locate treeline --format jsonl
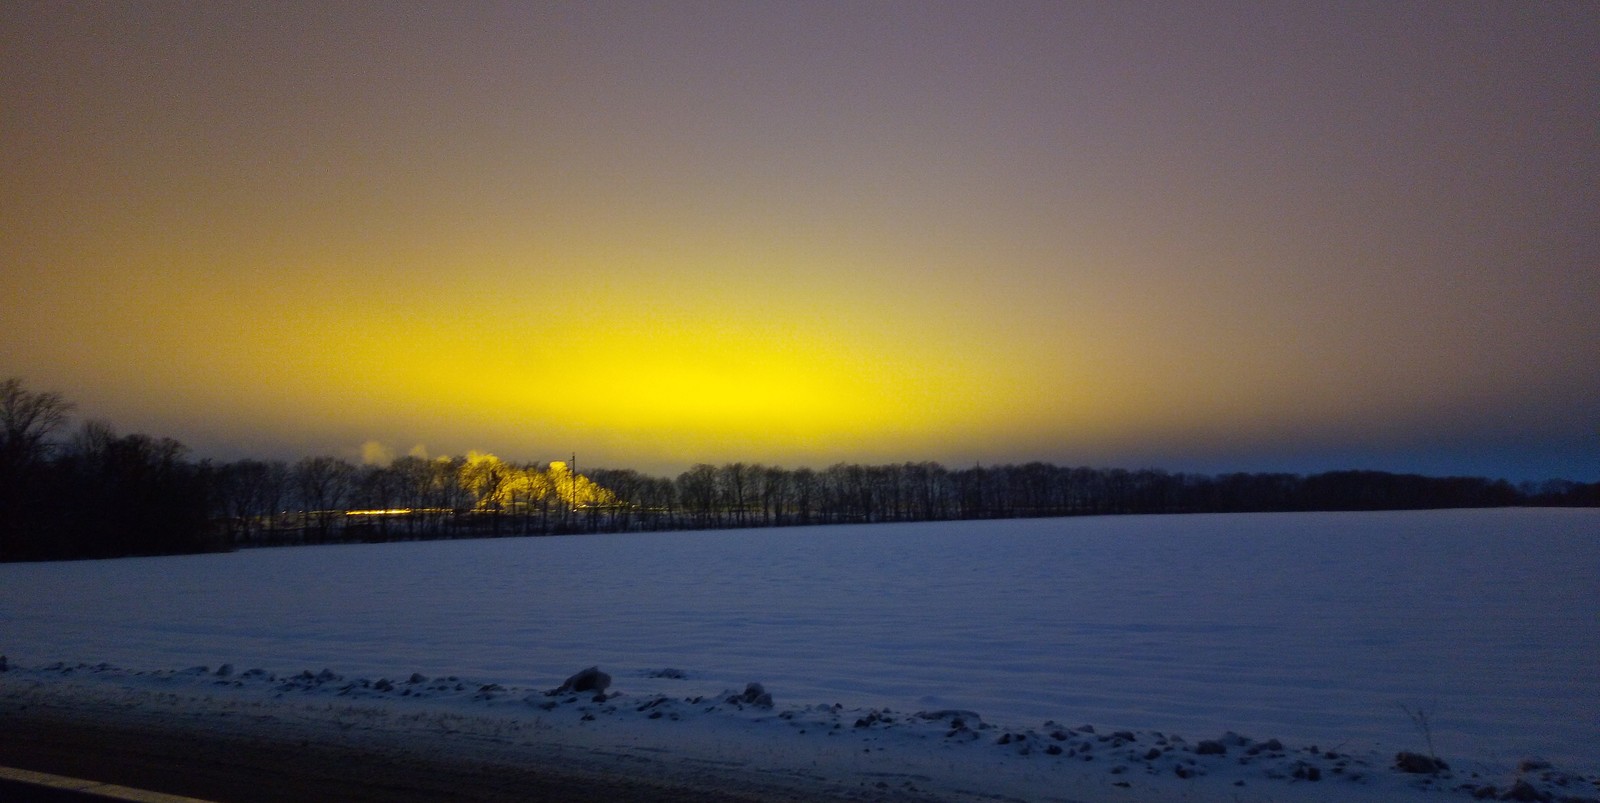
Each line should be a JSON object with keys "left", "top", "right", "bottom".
{"left": 604, "top": 460, "right": 1597, "bottom": 528}
{"left": 165, "top": 456, "right": 1600, "bottom": 549}
{"left": 2, "top": 377, "right": 1595, "bottom": 562}
{"left": 213, "top": 452, "right": 614, "bottom": 547}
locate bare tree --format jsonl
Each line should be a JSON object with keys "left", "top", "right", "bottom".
{"left": 759, "top": 465, "right": 790, "bottom": 526}
{"left": 0, "top": 378, "right": 75, "bottom": 558}
{"left": 718, "top": 462, "right": 753, "bottom": 527}
{"left": 1, "top": 378, "right": 74, "bottom": 473}
{"left": 352, "top": 463, "right": 405, "bottom": 542}
{"left": 216, "top": 457, "right": 291, "bottom": 547}
{"left": 791, "top": 467, "right": 817, "bottom": 525}
{"left": 676, "top": 464, "right": 718, "bottom": 529}
{"left": 216, "top": 460, "right": 267, "bottom": 545}
{"left": 385, "top": 456, "right": 423, "bottom": 536}
{"left": 294, "top": 456, "right": 356, "bottom": 544}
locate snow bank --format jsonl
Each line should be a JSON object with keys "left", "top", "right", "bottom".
{"left": 2, "top": 659, "right": 1594, "bottom": 802}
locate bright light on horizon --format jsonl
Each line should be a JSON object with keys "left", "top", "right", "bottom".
{"left": 2, "top": 3, "right": 1595, "bottom": 482}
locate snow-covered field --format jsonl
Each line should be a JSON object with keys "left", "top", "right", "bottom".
{"left": 2, "top": 508, "right": 1596, "bottom": 801}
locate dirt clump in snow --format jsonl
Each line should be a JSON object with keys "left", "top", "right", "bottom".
{"left": 1396, "top": 751, "right": 1450, "bottom": 774}
{"left": 549, "top": 666, "right": 612, "bottom": 698}
{"left": 729, "top": 682, "right": 772, "bottom": 708}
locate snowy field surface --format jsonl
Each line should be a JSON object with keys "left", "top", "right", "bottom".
{"left": 2, "top": 508, "right": 1597, "bottom": 801}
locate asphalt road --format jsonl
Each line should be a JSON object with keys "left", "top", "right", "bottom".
{"left": 0, "top": 705, "right": 793, "bottom": 803}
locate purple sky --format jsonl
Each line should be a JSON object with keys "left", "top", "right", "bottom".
{"left": 2, "top": 2, "right": 1597, "bottom": 480}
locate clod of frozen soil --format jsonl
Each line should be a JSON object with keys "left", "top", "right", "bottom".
{"left": 1396, "top": 751, "right": 1450, "bottom": 774}
{"left": 729, "top": 682, "right": 772, "bottom": 708}
{"left": 915, "top": 709, "right": 981, "bottom": 730}
{"left": 1246, "top": 738, "right": 1285, "bottom": 755}
{"left": 1218, "top": 730, "right": 1252, "bottom": 746}
{"left": 550, "top": 666, "right": 611, "bottom": 696}
{"left": 1498, "top": 779, "right": 1549, "bottom": 801}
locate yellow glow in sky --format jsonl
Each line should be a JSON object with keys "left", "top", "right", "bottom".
{"left": 2, "top": 3, "right": 1595, "bottom": 480}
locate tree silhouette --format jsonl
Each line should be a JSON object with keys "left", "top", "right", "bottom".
{"left": 0, "top": 378, "right": 74, "bottom": 559}
{"left": 294, "top": 455, "right": 356, "bottom": 544}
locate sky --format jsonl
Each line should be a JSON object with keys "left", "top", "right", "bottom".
{"left": 2, "top": 2, "right": 1597, "bottom": 482}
